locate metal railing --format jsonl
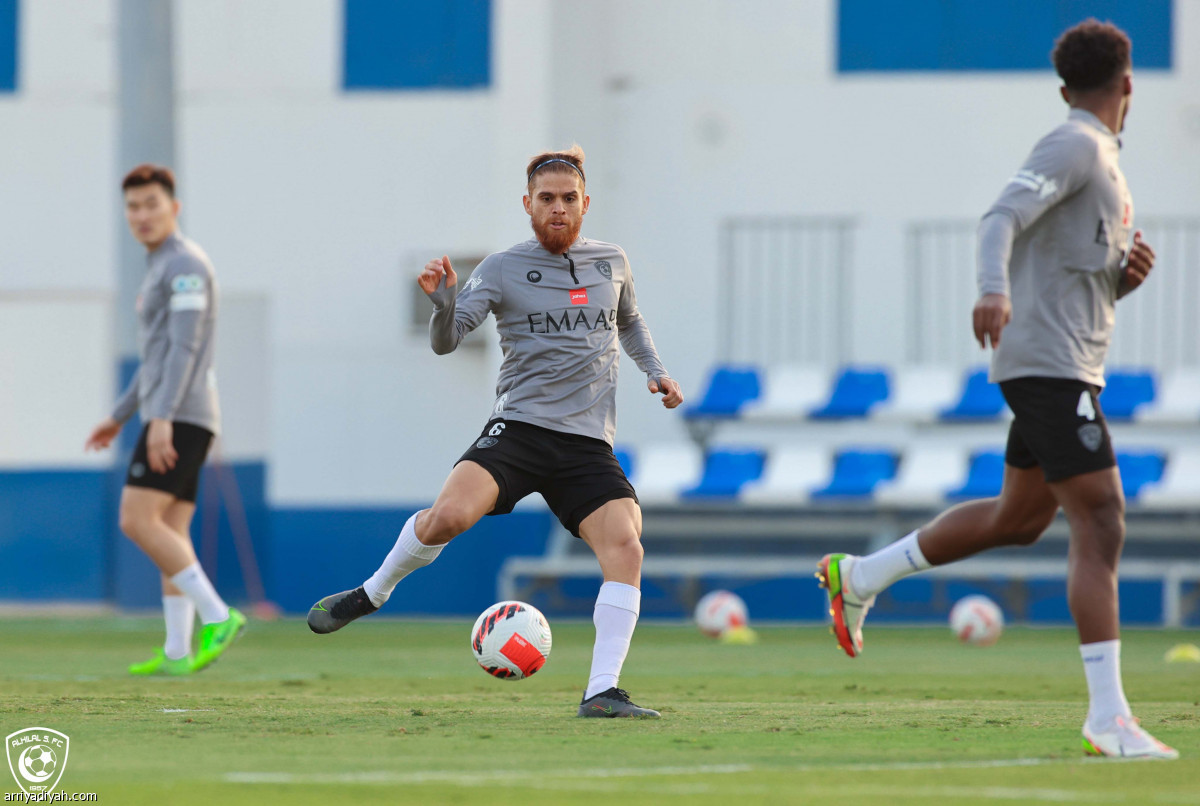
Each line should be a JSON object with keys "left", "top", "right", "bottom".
{"left": 718, "top": 217, "right": 856, "bottom": 365}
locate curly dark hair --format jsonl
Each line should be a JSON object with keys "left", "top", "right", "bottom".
{"left": 1052, "top": 19, "right": 1131, "bottom": 93}
{"left": 122, "top": 164, "right": 176, "bottom": 197}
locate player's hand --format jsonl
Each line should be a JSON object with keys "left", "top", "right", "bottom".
{"left": 649, "top": 377, "right": 684, "bottom": 409}
{"left": 972, "top": 293, "right": 1012, "bottom": 349}
{"left": 85, "top": 417, "right": 122, "bottom": 452}
{"left": 146, "top": 418, "right": 178, "bottom": 474}
{"left": 418, "top": 255, "right": 457, "bottom": 295}
{"left": 1120, "top": 230, "right": 1155, "bottom": 295}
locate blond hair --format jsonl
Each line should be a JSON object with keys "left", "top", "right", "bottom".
{"left": 525, "top": 145, "right": 586, "bottom": 190}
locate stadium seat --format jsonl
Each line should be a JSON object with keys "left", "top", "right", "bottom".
{"left": 940, "top": 367, "right": 1008, "bottom": 420}
{"left": 685, "top": 365, "right": 761, "bottom": 418}
{"left": 1116, "top": 450, "right": 1166, "bottom": 500}
{"left": 683, "top": 449, "right": 767, "bottom": 498}
{"left": 740, "top": 365, "right": 828, "bottom": 420}
{"left": 613, "top": 447, "right": 634, "bottom": 479}
{"left": 875, "top": 445, "right": 969, "bottom": 506}
{"left": 627, "top": 443, "right": 703, "bottom": 504}
{"left": 1138, "top": 448, "right": 1200, "bottom": 508}
{"left": 1102, "top": 369, "right": 1156, "bottom": 421}
{"left": 871, "top": 365, "right": 958, "bottom": 423}
{"left": 946, "top": 449, "right": 1006, "bottom": 499}
{"left": 1136, "top": 368, "right": 1200, "bottom": 423}
{"left": 739, "top": 445, "right": 833, "bottom": 504}
{"left": 809, "top": 366, "right": 890, "bottom": 419}
{"left": 810, "top": 449, "right": 897, "bottom": 498}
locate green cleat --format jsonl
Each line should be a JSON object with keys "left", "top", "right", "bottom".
{"left": 192, "top": 608, "right": 247, "bottom": 672}
{"left": 128, "top": 649, "right": 194, "bottom": 676}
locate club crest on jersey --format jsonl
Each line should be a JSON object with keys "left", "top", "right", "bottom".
{"left": 527, "top": 270, "right": 542, "bottom": 283}
{"left": 595, "top": 260, "right": 612, "bottom": 278}
{"left": 569, "top": 288, "right": 588, "bottom": 305}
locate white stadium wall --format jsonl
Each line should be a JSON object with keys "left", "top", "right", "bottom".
{"left": 1, "top": 0, "right": 1198, "bottom": 506}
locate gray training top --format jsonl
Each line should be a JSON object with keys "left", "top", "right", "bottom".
{"left": 978, "top": 108, "right": 1133, "bottom": 387}
{"left": 427, "top": 236, "right": 670, "bottom": 445}
{"left": 113, "top": 230, "right": 221, "bottom": 434}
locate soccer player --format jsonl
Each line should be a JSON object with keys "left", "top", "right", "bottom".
{"left": 308, "top": 146, "right": 683, "bottom": 718}
{"left": 817, "top": 21, "right": 1177, "bottom": 760}
{"left": 85, "top": 165, "right": 245, "bottom": 675}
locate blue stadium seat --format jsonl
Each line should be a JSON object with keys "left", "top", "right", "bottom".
{"left": 685, "top": 365, "right": 761, "bottom": 418}
{"left": 612, "top": 447, "right": 635, "bottom": 480}
{"left": 809, "top": 366, "right": 890, "bottom": 419}
{"left": 940, "top": 367, "right": 1006, "bottom": 420}
{"left": 683, "top": 449, "right": 766, "bottom": 498}
{"left": 810, "top": 450, "right": 897, "bottom": 498}
{"left": 946, "top": 449, "right": 1006, "bottom": 499}
{"left": 1102, "top": 370, "right": 1156, "bottom": 421}
{"left": 1117, "top": 451, "right": 1166, "bottom": 500}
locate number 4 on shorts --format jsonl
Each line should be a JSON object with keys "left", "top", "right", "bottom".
{"left": 1076, "top": 391, "right": 1096, "bottom": 421}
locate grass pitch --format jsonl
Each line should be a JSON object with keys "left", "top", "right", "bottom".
{"left": 0, "top": 617, "right": 1196, "bottom": 805}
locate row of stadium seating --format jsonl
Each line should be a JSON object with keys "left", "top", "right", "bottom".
{"left": 615, "top": 442, "right": 1200, "bottom": 507}
{"left": 685, "top": 364, "right": 1200, "bottom": 423}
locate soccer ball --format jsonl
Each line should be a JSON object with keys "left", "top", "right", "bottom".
{"left": 470, "top": 601, "right": 552, "bottom": 680}
{"left": 949, "top": 595, "right": 1004, "bottom": 646}
{"left": 21, "top": 745, "right": 56, "bottom": 781}
{"left": 694, "top": 590, "right": 748, "bottom": 637}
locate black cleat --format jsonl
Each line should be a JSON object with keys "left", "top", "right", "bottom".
{"left": 577, "top": 687, "right": 661, "bottom": 718}
{"left": 307, "top": 587, "right": 378, "bottom": 634}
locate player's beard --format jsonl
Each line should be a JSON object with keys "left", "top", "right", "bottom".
{"left": 532, "top": 217, "right": 582, "bottom": 255}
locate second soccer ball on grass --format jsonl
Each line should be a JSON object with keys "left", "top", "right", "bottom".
{"left": 694, "top": 590, "right": 749, "bottom": 638}
{"left": 949, "top": 595, "right": 1004, "bottom": 646}
{"left": 470, "top": 601, "right": 553, "bottom": 679}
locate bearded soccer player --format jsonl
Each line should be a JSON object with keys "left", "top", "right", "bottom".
{"left": 308, "top": 146, "right": 683, "bottom": 717}
{"left": 85, "top": 165, "right": 246, "bottom": 675}
{"left": 817, "top": 21, "right": 1177, "bottom": 759}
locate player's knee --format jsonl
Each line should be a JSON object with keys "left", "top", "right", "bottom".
{"left": 118, "top": 506, "right": 148, "bottom": 538}
{"left": 421, "top": 504, "right": 473, "bottom": 544}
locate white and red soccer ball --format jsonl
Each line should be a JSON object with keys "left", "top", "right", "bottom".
{"left": 470, "top": 601, "right": 552, "bottom": 680}
{"left": 949, "top": 595, "right": 1004, "bottom": 646}
{"left": 694, "top": 590, "right": 749, "bottom": 637}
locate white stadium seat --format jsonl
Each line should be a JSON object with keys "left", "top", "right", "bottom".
{"left": 740, "top": 365, "right": 828, "bottom": 420}
{"left": 1137, "top": 449, "right": 1200, "bottom": 509}
{"left": 871, "top": 365, "right": 959, "bottom": 423}
{"left": 739, "top": 445, "right": 833, "bottom": 505}
{"left": 875, "top": 445, "right": 969, "bottom": 506}
{"left": 1135, "top": 368, "right": 1200, "bottom": 424}
{"left": 627, "top": 442, "right": 703, "bottom": 505}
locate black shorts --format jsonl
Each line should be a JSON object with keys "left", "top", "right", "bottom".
{"left": 999, "top": 377, "right": 1116, "bottom": 483}
{"left": 457, "top": 419, "right": 638, "bottom": 538}
{"left": 125, "top": 421, "right": 215, "bottom": 503}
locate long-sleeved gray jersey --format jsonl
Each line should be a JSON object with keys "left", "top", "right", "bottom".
{"left": 428, "top": 237, "right": 670, "bottom": 445}
{"left": 113, "top": 230, "right": 220, "bottom": 434}
{"left": 978, "top": 108, "right": 1133, "bottom": 387}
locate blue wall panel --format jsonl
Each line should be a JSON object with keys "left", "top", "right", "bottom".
{"left": 267, "top": 507, "right": 552, "bottom": 614}
{"left": 343, "top": 0, "right": 490, "bottom": 90}
{"left": 0, "top": 0, "right": 15, "bottom": 92}
{"left": 0, "top": 471, "right": 109, "bottom": 600}
{"left": 838, "top": 0, "right": 1172, "bottom": 72}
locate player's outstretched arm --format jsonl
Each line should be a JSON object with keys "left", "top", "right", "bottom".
{"left": 424, "top": 254, "right": 500, "bottom": 355}
{"left": 84, "top": 417, "right": 122, "bottom": 452}
{"left": 648, "top": 377, "right": 684, "bottom": 409}
{"left": 1118, "top": 230, "right": 1154, "bottom": 299}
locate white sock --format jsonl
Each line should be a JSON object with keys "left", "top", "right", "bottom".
{"left": 850, "top": 530, "right": 931, "bottom": 598}
{"left": 162, "top": 595, "right": 195, "bottom": 660}
{"left": 170, "top": 563, "right": 230, "bottom": 625}
{"left": 363, "top": 513, "right": 444, "bottom": 607}
{"left": 1080, "top": 639, "right": 1132, "bottom": 731}
{"left": 584, "top": 581, "right": 641, "bottom": 700}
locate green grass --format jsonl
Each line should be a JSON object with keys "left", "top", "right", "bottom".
{"left": 0, "top": 617, "right": 1197, "bottom": 805}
